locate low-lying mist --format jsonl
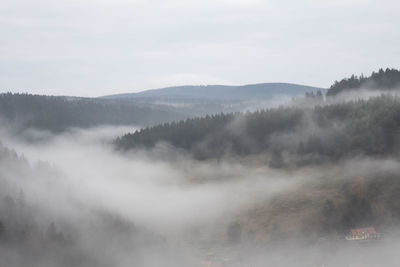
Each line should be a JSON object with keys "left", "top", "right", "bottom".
{"left": 1, "top": 126, "right": 299, "bottom": 232}
{"left": 2, "top": 122, "right": 400, "bottom": 267}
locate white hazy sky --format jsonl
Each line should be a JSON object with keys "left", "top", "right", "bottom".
{"left": 1, "top": 0, "right": 399, "bottom": 97}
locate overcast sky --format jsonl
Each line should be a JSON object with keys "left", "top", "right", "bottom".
{"left": 1, "top": 0, "right": 399, "bottom": 97}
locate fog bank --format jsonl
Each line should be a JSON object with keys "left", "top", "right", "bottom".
{"left": 2, "top": 125, "right": 400, "bottom": 266}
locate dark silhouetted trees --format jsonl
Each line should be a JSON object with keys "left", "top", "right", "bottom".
{"left": 116, "top": 94, "right": 400, "bottom": 163}
{"left": 327, "top": 68, "right": 400, "bottom": 96}
{"left": 0, "top": 93, "right": 185, "bottom": 132}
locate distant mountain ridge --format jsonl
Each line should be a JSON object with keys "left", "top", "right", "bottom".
{"left": 102, "top": 83, "right": 325, "bottom": 100}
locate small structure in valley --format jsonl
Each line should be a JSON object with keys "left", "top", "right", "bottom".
{"left": 345, "top": 226, "right": 381, "bottom": 241}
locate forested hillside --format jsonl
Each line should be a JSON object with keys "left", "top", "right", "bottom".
{"left": 115, "top": 95, "right": 400, "bottom": 163}
{"left": 0, "top": 93, "right": 186, "bottom": 132}
{"left": 0, "top": 141, "right": 173, "bottom": 267}
{"left": 327, "top": 68, "right": 400, "bottom": 96}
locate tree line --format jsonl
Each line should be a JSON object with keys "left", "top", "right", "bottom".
{"left": 327, "top": 68, "right": 400, "bottom": 96}
{"left": 115, "top": 94, "right": 400, "bottom": 164}
{"left": 0, "top": 93, "right": 185, "bottom": 132}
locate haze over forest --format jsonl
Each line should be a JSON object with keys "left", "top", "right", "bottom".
{"left": 1, "top": 68, "right": 400, "bottom": 266}
{"left": 2, "top": 0, "right": 400, "bottom": 266}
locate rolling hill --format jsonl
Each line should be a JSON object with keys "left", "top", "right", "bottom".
{"left": 103, "top": 83, "right": 324, "bottom": 100}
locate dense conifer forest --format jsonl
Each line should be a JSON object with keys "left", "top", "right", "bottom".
{"left": 327, "top": 68, "right": 400, "bottom": 96}
{"left": 115, "top": 69, "right": 400, "bottom": 163}
{"left": 0, "top": 93, "right": 185, "bottom": 132}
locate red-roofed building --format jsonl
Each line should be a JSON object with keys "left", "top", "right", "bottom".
{"left": 346, "top": 226, "right": 380, "bottom": 241}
